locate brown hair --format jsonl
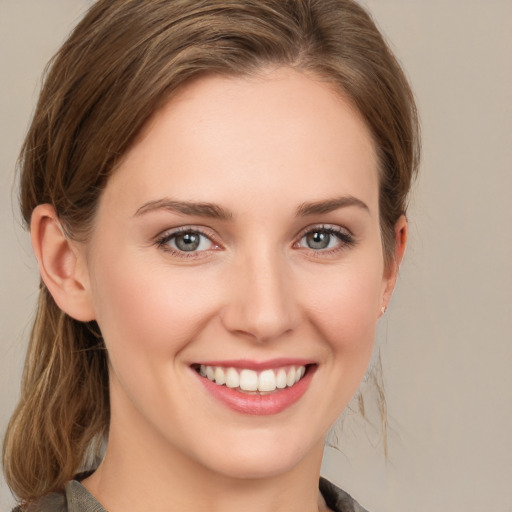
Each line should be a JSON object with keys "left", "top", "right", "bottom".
{"left": 3, "top": 0, "right": 420, "bottom": 504}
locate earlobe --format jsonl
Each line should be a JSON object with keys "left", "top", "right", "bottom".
{"left": 380, "top": 215, "right": 408, "bottom": 316}
{"left": 31, "top": 204, "right": 96, "bottom": 322}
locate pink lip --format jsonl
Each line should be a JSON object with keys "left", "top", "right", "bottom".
{"left": 194, "top": 364, "right": 317, "bottom": 416}
{"left": 193, "top": 358, "right": 315, "bottom": 371}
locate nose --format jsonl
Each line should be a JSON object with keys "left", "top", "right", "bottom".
{"left": 220, "top": 249, "right": 301, "bottom": 343}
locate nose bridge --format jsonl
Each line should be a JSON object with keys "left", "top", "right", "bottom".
{"left": 222, "top": 244, "right": 299, "bottom": 342}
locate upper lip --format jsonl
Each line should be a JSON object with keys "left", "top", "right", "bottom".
{"left": 191, "top": 358, "right": 315, "bottom": 370}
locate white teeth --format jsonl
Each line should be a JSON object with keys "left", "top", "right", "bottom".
{"left": 239, "top": 369, "right": 259, "bottom": 391}
{"left": 199, "top": 364, "right": 307, "bottom": 392}
{"left": 286, "top": 367, "right": 296, "bottom": 387}
{"left": 225, "top": 367, "right": 239, "bottom": 388}
{"left": 214, "top": 366, "right": 226, "bottom": 385}
{"left": 276, "top": 368, "right": 287, "bottom": 389}
{"left": 258, "top": 369, "right": 276, "bottom": 392}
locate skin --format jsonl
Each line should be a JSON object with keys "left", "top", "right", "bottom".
{"left": 32, "top": 67, "right": 406, "bottom": 512}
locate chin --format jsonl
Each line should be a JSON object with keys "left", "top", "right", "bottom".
{"left": 186, "top": 427, "right": 324, "bottom": 481}
{"left": 201, "top": 454, "right": 303, "bottom": 481}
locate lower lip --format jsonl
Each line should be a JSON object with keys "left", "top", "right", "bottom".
{"left": 195, "top": 366, "right": 316, "bottom": 415}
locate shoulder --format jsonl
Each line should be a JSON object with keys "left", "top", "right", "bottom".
{"left": 319, "top": 477, "right": 371, "bottom": 512}
{"left": 11, "top": 491, "right": 67, "bottom": 512}
{"left": 11, "top": 479, "right": 105, "bottom": 512}
{"left": 13, "top": 477, "right": 366, "bottom": 512}
{"left": 64, "top": 480, "right": 106, "bottom": 512}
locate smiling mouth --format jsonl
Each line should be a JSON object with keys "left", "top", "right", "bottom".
{"left": 193, "top": 364, "right": 310, "bottom": 394}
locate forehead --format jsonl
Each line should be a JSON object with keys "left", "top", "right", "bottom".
{"left": 103, "top": 67, "right": 379, "bottom": 216}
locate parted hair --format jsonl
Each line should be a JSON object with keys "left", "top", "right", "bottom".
{"left": 3, "top": 0, "right": 420, "bottom": 505}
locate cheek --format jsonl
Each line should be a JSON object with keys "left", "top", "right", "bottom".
{"left": 303, "top": 262, "right": 383, "bottom": 355}
{"left": 290, "top": 261, "right": 385, "bottom": 428}
{"left": 89, "top": 255, "right": 217, "bottom": 369}
{"left": 311, "top": 269, "right": 382, "bottom": 338}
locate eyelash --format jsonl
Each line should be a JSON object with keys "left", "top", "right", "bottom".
{"left": 155, "top": 227, "right": 220, "bottom": 259}
{"left": 155, "top": 224, "right": 355, "bottom": 259}
{"left": 294, "top": 225, "right": 356, "bottom": 256}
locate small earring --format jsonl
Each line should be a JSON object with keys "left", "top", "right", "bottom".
{"left": 381, "top": 305, "right": 387, "bottom": 314}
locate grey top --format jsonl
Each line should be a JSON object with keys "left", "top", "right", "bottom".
{"left": 17, "top": 477, "right": 369, "bottom": 512}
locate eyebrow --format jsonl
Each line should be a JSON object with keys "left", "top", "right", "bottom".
{"left": 134, "top": 199, "right": 233, "bottom": 220}
{"left": 134, "top": 195, "right": 369, "bottom": 220}
{"left": 296, "top": 196, "right": 369, "bottom": 216}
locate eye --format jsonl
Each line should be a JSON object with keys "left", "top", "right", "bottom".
{"left": 296, "top": 225, "right": 355, "bottom": 252}
{"left": 156, "top": 228, "right": 217, "bottom": 255}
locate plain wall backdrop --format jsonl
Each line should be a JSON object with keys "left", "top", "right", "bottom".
{"left": 1, "top": 1, "right": 511, "bottom": 511}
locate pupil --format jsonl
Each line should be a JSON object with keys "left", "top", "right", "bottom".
{"left": 307, "top": 231, "right": 330, "bottom": 250}
{"left": 176, "top": 232, "right": 200, "bottom": 251}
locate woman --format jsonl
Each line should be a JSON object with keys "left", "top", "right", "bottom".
{"left": 3, "top": 1, "right": 420, "bottom": 511}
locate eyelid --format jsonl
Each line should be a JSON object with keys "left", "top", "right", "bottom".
{"left": 293, "top": 223, "right": 356, "bottom": 253}
{"left": 294, "top": 223, "right": 354, "bottom": 240}
{"left": 153, "top": 223, "right": 355, "bottom": 259}
{"left": 154, "top": 225, "right": 222, "bottom": 258}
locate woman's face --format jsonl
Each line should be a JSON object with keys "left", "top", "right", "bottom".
{"left": 80, "top": 68, "right": 397, "bottom": 479}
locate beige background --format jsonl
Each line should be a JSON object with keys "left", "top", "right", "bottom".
{"left": 1, "top": 1, "right": 511, "bottom": 510}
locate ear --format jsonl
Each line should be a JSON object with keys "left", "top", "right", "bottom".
{"left": 380, "top": 215, "right": 408, "bottom": 317}
{"left": 31, "top": 204, "right": 96, "bottom": 321}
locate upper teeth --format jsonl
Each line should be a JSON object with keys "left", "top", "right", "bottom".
{"left": 199, "top": 365, "right": 306, "bottom": 392}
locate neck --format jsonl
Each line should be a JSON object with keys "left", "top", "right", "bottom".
{"left": 83, "top": 424, "right": 329, "bottom": 512}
